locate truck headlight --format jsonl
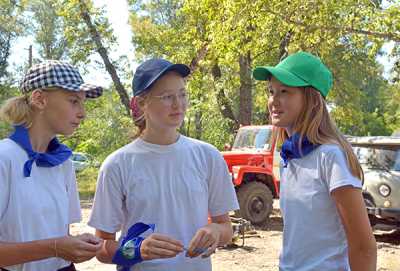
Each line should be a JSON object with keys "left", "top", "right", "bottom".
{"left": 378, "top": 184, "right": 391, "bottom": 197}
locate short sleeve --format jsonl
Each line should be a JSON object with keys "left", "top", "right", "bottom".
{"left": 321, "top": 146, "right": 362, "bottom": 193}
{"left": 88, "top": 159, "right": 125, "bottom": 233}
{"left": 66, "top": 164, "right": 82, "bottom": 224}
{"left": 0, "top": 158, "right": 10, "bottom": 223}
{"left": 207, "top": 148, "right": 239, "bottom": 217}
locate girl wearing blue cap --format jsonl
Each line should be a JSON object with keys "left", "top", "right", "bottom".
{"left": 253, "top": 52, "right": 377, "bottom": 271}
{"left": 89, "top": 58, "right": 239, "bottom": 271}
{"left": 0, "top": 61, "right": 103, "bottom": 271}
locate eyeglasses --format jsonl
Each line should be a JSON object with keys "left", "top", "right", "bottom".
{"left": 151, "top": 91, "right": 190, "bottom": 106}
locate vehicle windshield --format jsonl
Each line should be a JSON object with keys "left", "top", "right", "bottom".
{"left": 353, "top": 146, "right": 400, "bottom": 171}
{"left": 232, "top": 127, "right": 272, "bottom": 150}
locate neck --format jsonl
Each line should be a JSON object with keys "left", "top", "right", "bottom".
{"left": 285, "top": 127, "right": 294, "bottom": 137}
{"left": 28, "top": 122, "right": 56, "bottom": 153}
{"left": 141, "top": 126, "right": 179, "bottom": 145}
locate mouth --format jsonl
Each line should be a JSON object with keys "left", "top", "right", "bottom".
{"left": 169, "top": 113, "right": 183, "bottom": 117}
{"left": 71, "top": 123, "right": 80, "bottom": 128}
{"left": 271, "top": 110, "right": 283, "bottom": 117}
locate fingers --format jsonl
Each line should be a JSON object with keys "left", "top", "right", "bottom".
{"left": 57, "top": 235, "right": 103, "bottom": 263}
{"left": 75, "top": 234, "right": 103, "bottom": 252}
{"left": 78, "top": 233, "right": 103, "bottom": 245}
{"left": 140, "top": 234, "right": 184, "bottom": 260}
{"left": 187, "top": 226, "right": 220, "bottom": 258}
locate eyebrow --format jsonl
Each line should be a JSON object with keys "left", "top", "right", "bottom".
{"left": 67, "top": 92, "right": 85, "bottom": 100}
{"left": 160, "top": 88, "right": 187, "bottom": 94}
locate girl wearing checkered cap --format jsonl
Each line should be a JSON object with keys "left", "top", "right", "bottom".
{"left": 0, "top": 61, "right": 103, "bottom": 271}
{"left": 88, "top": 59, "right": 239, "bottom": 271}
{"left": 253, "top": 52, "right": 377, "bottom": 271}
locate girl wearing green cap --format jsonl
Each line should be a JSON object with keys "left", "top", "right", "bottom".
{"left": 253, "top": 52, "right": 377, "bottom": 271}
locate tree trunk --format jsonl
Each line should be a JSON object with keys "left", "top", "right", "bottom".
{"left": 189, "top": 43, "right": 208, "bottom": 74}
{"left": 78, "top": 0, "right": 131, "bottom": 116}
{"left": 238, "top": 52, "right": 252, "bottom": 126}
{"left": 211, "top": 62, "right": 239, "bottom": 131}
{"left": 194, "top": 111, "right": 202, "bottom": 139}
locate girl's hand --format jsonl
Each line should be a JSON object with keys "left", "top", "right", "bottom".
{"left": 140, "top": 233, "right": 184, "bottom": 260}
{"left": 187, "top": 224, "right": 220, "bottom": 258}
{"left": 56, "top": 234, "right": 103, "bottom": 263}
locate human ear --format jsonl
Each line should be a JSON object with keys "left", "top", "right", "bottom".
{"left": 30, "top": 89, "right": 48, "bottom": 110}
{"left": 136, "top": 96, "right": 147, "bottom": 111}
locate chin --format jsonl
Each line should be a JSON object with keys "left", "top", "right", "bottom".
{"left": 58, "top": 128, "right": 76, "bottom": 137}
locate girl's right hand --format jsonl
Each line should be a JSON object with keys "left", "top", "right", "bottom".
{"left": 56, "top": 234, "right": 103, "bottom": 263}
{"left": 140, "top": 233, "right": 184, "bottom": 260}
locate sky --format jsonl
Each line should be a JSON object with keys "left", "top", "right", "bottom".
{"left": 8, "top": 0, "right": 396, "bottom": 88}
{"left": 8, "top": 0, "right": 133, "bottom": 88}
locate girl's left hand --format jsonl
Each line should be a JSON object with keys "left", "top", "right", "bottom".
{"left": 186, "top": 224, "right": 220, "bottom": 258}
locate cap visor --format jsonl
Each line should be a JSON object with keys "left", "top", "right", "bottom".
{"left": 56, "top": 83, "right": 103, "bottom": 98}
{"left": 253, "top": 66, "right": 309, "bottom": 87}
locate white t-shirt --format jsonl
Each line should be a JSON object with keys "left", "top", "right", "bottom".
{"left": 279, "top": 144, "right": 362, "bottom": 271}
{"left": 0, "top": 139, "right": 82, "bottom": 271}
{"left": 89, "top": 135, "right": 239, "bottom": 271}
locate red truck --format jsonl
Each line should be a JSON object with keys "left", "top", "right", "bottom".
{"left": 222, "top": 125, "right": 281, "bottom": 226}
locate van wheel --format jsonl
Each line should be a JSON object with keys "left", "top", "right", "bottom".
{"left": 236, "top": 182, "right": 273, "bottom": 226}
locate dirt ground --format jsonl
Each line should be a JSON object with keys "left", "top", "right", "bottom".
{"left": 71, "top": 200, "right": 400, "bottom": 271}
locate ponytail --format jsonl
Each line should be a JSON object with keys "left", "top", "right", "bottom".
{"left": 0, "top": 96, "right": 33, "bottom": 128}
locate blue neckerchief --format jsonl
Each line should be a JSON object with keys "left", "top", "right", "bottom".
{"left": 9, "top": 125, "right": 72, "bottom": 177}
{"left": 280, "top": 133, "right": 320, "bottom": 167}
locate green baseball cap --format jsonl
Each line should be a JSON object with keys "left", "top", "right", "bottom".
{"left": 253, "top": 51, "right": 333, "bottom": 97}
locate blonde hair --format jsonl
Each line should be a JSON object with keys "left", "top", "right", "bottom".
{"left": 273, "top": 87, "right": 363, "bottom": 181}
{"left": 0, "top": 95, "right": 33, "bottom": 128}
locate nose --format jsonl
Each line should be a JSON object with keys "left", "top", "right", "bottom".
{"left": 171, "top": 94, "right": 186, "bottom": 109}
{"left": 77, "top": 103, "right": 86, "bottom": 119}
{"left": 268, "top": 92, "right": 279, "bottom": 106}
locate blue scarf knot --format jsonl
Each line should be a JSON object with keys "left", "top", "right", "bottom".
{"left": 9, "top": 125, "right": 72, "bottom": 177}
{"left": 280, "top": 133, "right": 320, "bottom": 167}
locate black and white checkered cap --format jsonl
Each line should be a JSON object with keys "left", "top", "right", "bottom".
{"left": 20, "top": 60, "right": 103, "bottom": 98}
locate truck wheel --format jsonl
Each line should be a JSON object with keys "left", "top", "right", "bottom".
{"left": 236, "top": 182, "right": 273, "bottom": 226}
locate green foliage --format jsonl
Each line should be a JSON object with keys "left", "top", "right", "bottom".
{"left": 75, "top": 166, "right": 98, "bottom": 199}
{"left": 29, "top": 0, "right": 68, "bottom": 60}
{"left": 56, "top": 0, "right": 117, "bottom": 68}
{"left": 62, "top": 90, "right": 133, "bottom": 163}
{"left": 0, "top": 0, "right": 27, "bottom": 77}
{"left": 0, "top": 84, "right": 19, "bottom": 138}
{"left": 129, "top": 0, "right": 400, "bottom": 144}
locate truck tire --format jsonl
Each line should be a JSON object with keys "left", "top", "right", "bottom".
{"left": 236, "top": 182, "right": 273, "bottom": 226}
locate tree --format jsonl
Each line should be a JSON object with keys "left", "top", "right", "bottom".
{"left": 57, "top": 0, "right": 131, "bottom": 116}
{"left": 29, "top": 0, "right": 68, "bottom": 60}
{"left": 128, "top": 0, "right": 400, "bottom": 142}
{"left": 0, "top": 0, "right": 27, "bottom": 78}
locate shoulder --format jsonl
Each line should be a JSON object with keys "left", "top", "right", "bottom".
{"left": 0, "top": 138, "right": 25, "bottom": 162}
{"left": 180, "top": 136, "right": 221, "bottom": 156}
{"left": 315, "top": 144, "right": 345, "bottom": 160}
{"left": 100, "top": 140, "right": 139, "bottom": 170}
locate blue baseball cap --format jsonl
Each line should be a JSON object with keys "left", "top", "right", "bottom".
{"left": 132, "top": 58, "right": 191, "bottom": 96}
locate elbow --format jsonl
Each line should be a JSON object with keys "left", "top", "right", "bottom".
{"left": 362, "top": 237, "right": 377, "bottom": 258}
{"left": 349, "top": 238, "right": 377, "bottom": 269}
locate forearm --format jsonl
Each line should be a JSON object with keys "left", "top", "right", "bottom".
{"left": 348, "top": 242, "right": 377, "bottom": 271}
{"left": 96, "top": 239, "right": 119, "bottom": 263}
{"left": 0, "top": 239, "right": 56, "bottom": 267}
